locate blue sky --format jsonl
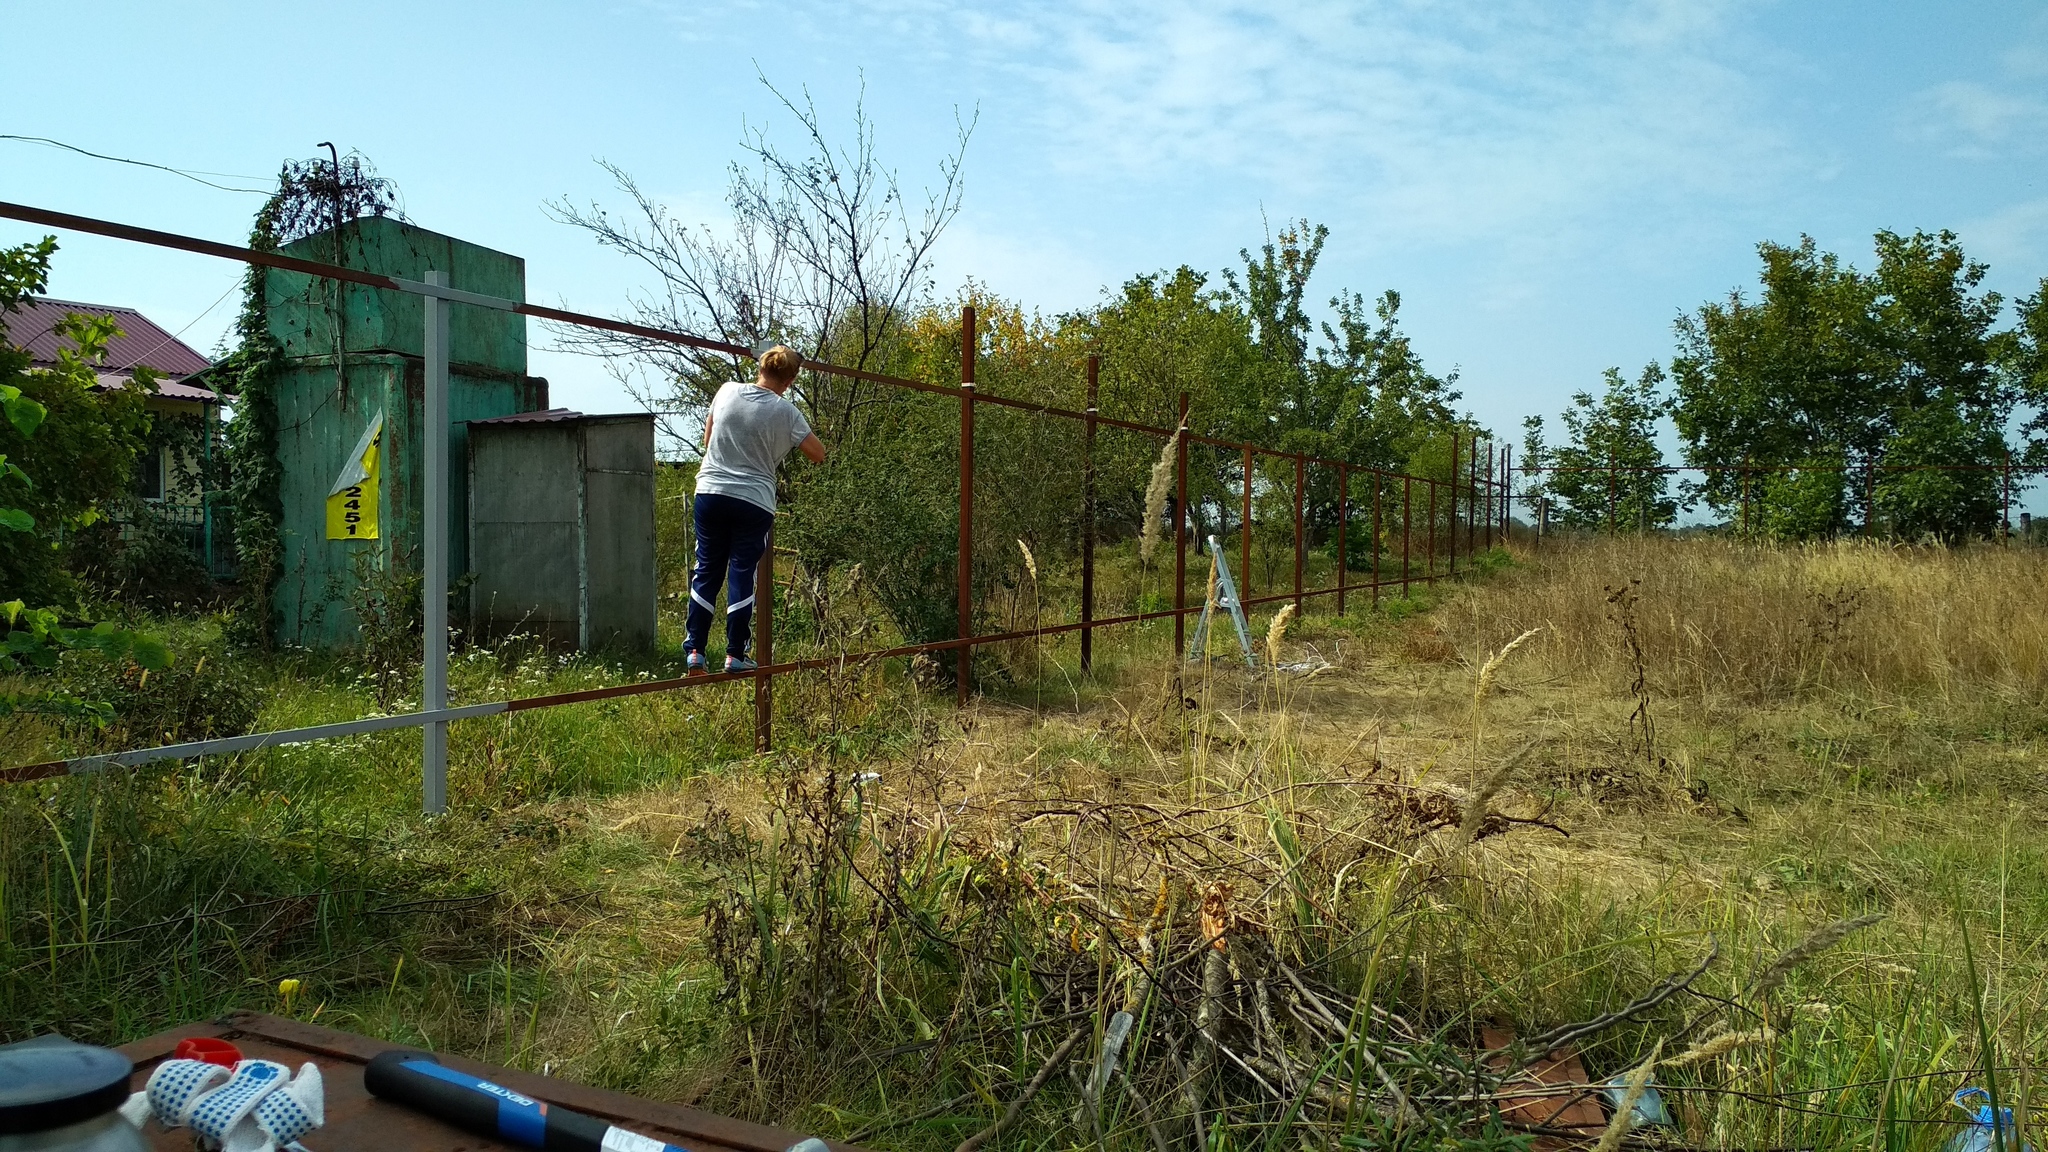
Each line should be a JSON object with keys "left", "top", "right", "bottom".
{"left": 4, "top": 0, "right": 2046, "bottom": 461}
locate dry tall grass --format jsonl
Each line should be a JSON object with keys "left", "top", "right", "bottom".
{"left": 1439, "top": 535, "right": 2048, "bottom": 701}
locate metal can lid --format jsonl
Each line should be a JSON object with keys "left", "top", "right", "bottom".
{"left": 0, "top": 1035, "right": 134, "bottom": 1135}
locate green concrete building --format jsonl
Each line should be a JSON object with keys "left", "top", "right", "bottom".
{"left": 267, "top": 216, "right": 547, "bottom": 648}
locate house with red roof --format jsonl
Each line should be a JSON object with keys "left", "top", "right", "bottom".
{"left": 11, "top": 297, "right": 227, "bottom": 567}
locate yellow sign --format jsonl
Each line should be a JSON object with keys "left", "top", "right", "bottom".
{"left": 326, "top": 413, "right": 382, "bottom": 540}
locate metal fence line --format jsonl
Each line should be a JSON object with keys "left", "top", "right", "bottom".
{"left": 0, "top": 199, "right": 1512, "bottom": 797}
{"left": 1, "top": 565, "right": 1455, "bottom": 784}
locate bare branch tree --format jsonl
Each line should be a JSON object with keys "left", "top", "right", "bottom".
{"left": 546, "top": 72, "right": 974, "bottom": 453}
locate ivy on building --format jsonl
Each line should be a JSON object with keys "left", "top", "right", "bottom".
{"left": 221, "top": 152, "right": 398, "bottom": 647}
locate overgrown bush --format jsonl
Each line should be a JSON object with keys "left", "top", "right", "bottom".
{"left": 58, "top": 643, "right": 260, "bottom": 747}
{"left": 68, "top": 501, "right": 215, "bottom": 610}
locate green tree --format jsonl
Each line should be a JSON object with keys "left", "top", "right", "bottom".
{"left": 1531, "top": 364, "right": 1675, "bottom": 530}
{"left": 2002, "top": 278, "right": 2048, "bottom": 459}
{"left": 1672, "top": 230, "right": 2019, "bottom": 538}
{"left": 0, "top": 238, "right": 171, "bottom": 721}
{"left": 0, "top": 240, "right": 156, "bottom": 604}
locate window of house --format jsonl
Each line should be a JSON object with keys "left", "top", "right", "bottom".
{"left": 135, "top": 445, "right": 164, "bottom": 501}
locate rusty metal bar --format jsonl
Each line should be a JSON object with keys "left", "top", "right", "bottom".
{"left": 1174, "top": 392, "right": 1189, "bottom": 659}
{"left": 1335, "top": 464, "right": 1348, "bottom": 616}
{"left": 1427, "top": 479, "right": 1438, "bottom": 584}
{"left": 2004, "top": 449, "right": 2013, "bottom": 545}
{"left": 1081, "top": 356, "right": 1098, "bottom": 673}
{"left": 0, "top": 200, "right": 1512, "bottom": 506}
{"left": 958, "top": 305, "right": 976, "bottom": 706}
{"left": 1293, "top": 452, "right": 1305, "bottom": 613}
{"left": 1607, "top": 453, "right": 1617, "bottom": 534}
{"left": 754, "top": 523, "right": 774, "bottom": 751}
{"left": 1484, "top": 441, "right": 1495, "bottom": 551}
{"left": 1371, "top": 470, "right": 1382, "bottom": 610}
{"left": 1501, "top": 445, "right": 1512, "bottom": 543}
{"left": 1241, "top": 446, "right": 1254, "bottom": 602}
{"left": 23, "top": 579, "right": 1437, "bottom": 784}
{"left": 1467, "top": 435, "right": 1479, "bottom": 558}
{"left": 0, "top": 608, "right": 1179, "bottom": 783}
{"left": 1402, "top": 475, "right": 1412, "bottom": 598}
{"left": 1447, "top": 431, "right": 1459, "bottom": 577}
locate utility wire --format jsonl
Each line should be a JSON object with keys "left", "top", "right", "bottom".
{"left": 108, "top": 275, "right": 244, "bottom": 376}
{"left": 0, "top": 135, "right": 273, "bottom": 195}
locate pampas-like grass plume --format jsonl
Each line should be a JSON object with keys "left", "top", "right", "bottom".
{"left": 1139, "top": 430, "right": 1182, "bottom": 563}
{"left": 1265, "top": 603, "right": 1297, "bottom": 667}
{"left": 1663, "top": 1027, "right": 1773, "bottom": 1068}
{"left": 1592, "top": 1039, "right": 1664, "bottom": 1152}
{"left": 1017, "top": 539, "right": 1038, "bottom": 584}
{"left": 1752, "top": 913, "right": 1884, "bottom": 999}
{"left": 1475, "top": 627, "right": 1541, "bottom": 704}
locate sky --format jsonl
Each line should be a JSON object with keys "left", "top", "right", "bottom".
{"left": 3, "top": 0, "right": 2046, "bottom": 468}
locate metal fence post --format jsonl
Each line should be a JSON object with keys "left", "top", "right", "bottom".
{"left": 1241, "top": 446, "right": 1253, "bottom": 601}
{"left": 754, "top": 524, "right": 773, "bottom": 751}
{"left": 1864, "top": 462, "right": 1875, "bottom": 537}
{"left": 1335, "top": 464, "right": 1348, "bottom": 616}
{"left": 1293, "top": 451, "right": 1305, "bottom": 613}
{"left": 1426, "top": 479, "right": 1438, "bottom": 584}
{"left": 1500, "top": 445, "right": 1511, "bottom": 544}
{"left": 1371, "top": 470, "right": 1382, "bottom": 609}
{"left": 2004, "top": 450, "right": 2013, "bottom": 545}
{"left": 1467, "top": 437, "right": 1479, "bottom": 558}
{"left": 1607, "top": 453, "right": 1617, "bottom": 536}
{"left": 1741, "top": 456, "right": 1753, "bottom": 536}
{"left": 1484, "top": 442, "right": 1495, "bottom": 550}
{"left": 422, "top": 270, "right": 450, "bottom": 816}
{"left": 1173, "top": 393, "right": 1189, "bottom": 659}
{"left": 1448, "top": 431, "right": 1459, "bottom": 576}
{"left": 1081, "top": 355, "right": 1098, "bottom": 672}
{"left": 957, "top": 304, "right": 976, "bottom": 706}
{"left": 1402, "top": 475, "right": 1412, "bottom": 598}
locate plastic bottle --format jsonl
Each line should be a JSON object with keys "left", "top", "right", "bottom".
{"left": 0, "top": 1035, "right": 148, "bottom": 1152}
{"left": 1946, "top": 1087, "right": 2035, "bottom": 1152}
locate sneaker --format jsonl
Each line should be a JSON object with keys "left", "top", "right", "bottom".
{"left": 686, "top": 649, "right": 708, "bottom": 675}
{"left": 724, "top": 655, "right": 758, "bottom": 674}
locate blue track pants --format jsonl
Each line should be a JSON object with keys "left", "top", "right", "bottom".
{"left": 686, "top": 492, "right": 774, "bottom": 658}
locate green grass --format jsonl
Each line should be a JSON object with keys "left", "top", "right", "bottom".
{"left": 5, "top": 536, "right": 2046, "bottom": 1152}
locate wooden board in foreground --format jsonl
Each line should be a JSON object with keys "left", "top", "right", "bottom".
{"left": 119, "top": 1010, "right": 861, "bottom": 1152}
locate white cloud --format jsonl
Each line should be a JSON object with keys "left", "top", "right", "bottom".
{"left": 1903, "top": 80, "right": 2048, "bottom": 158}
{"left": 929, "top": 0, "right": 1799, "bottom": 262}
{"left": 926, "top": 214, "right": 1116, "bottom": 312}
{"left": 1961, "top": 196, "right": 2048, "bottom": 275}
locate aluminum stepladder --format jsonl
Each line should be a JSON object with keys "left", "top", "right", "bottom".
{"left": 1186, "top": 533, "right": 1257, "bottom": 669}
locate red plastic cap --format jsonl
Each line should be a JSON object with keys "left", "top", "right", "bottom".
{"left": 172, "top": 1038, "right": 241, "bottom": 1068}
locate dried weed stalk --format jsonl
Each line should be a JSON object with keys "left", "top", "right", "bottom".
{"left": 1752, "top": 913, "right": 1885, "bottom": 1001}
{"left": 1140, "top": 430, "right": 1182, "bottom": 564}
{"left": 1264, "top": 603, "right": 1296, "bottom": 667}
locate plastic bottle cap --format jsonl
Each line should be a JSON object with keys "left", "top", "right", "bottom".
{"left": 0, "top": 1035, "right": 135, "bottom": 1135}
{"left": 173, "top": 1038, "right": 243, "bottom": 1068}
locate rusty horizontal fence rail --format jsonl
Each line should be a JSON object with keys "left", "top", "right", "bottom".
{"left": 1523, "top": 463, "right": 2048, "bottom": 474}
{"left": 0, "top": 200, "right": 1512, "bottom": 790}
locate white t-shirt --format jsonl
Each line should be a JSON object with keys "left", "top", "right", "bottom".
{"left": 694, "top": 381, "right": 812, "bottom": 513}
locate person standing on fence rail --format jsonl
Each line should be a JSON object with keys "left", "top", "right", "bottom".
{"left": 686, "top": 345, "right": 827, "bottom": 674}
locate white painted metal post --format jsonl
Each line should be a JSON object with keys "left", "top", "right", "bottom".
{"left": 422, "top": 270, "right": 450, "bottom": 815}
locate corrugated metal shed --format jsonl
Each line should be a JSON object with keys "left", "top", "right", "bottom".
{"left": 469, "top": 411, "right": 657, "bottom": 652}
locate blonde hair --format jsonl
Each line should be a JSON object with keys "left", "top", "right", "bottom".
{"left": 758, "top": 345, "right": 800, "bottom": 385}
